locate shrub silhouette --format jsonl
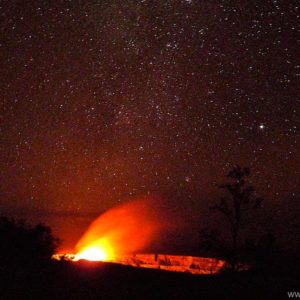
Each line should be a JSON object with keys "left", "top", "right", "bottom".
{"left": 0, "top": 216, "right": 59, "bottom": 263}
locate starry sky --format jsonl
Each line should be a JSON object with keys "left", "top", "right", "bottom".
{"left": 0, "top": 1, "right": 299, "bottom": 251}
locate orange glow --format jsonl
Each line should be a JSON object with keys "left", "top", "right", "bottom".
{"left": 52, "top": 252, "right": 226, "bottom": 275}
{"left": 74, "top": 197, "right": 164, "bottom": 262}
{"left": 52, "top": 196, "right": 227, "bottom": 274}
{"left": 77, "top": 247, "right": 107, "bottom": 261}
{"left": 76, "top": 238, "right": 113, "bottom": 261}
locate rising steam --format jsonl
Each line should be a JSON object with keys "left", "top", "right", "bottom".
{"left": 75, "top": 196, "right": 167, "bottom": 261}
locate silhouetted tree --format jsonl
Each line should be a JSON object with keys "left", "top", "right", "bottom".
{"left": 0, "top": 216, "right": 60, "bottom": 263}
{"left": 209, "top": 165, "right": 263, "bottom": 271}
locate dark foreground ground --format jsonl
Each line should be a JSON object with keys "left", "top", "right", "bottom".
{"left": 0, "top": 260, "right": 299, "bottom": 300}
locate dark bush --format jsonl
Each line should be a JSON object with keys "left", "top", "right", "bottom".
{"left": 0, "top": 216, "right": 59, "bottom": 263}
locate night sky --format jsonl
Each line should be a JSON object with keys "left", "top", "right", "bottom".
{"left": 0, "top": 1, "right": 299, "bottom": 252}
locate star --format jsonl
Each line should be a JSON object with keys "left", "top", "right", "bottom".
{"left": 185, "top": 176, "right": 191, "bottom": 183}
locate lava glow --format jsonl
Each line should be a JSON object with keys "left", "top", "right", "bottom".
{"left": 52, "top": 197, "right": 226, "bottom": 275}
{"left": 77, "top": 246, "right": 108, "bottom": 261}
{"left": 74, "top": 197, "right": 164, "bottom": 262}
{"left": 76, "top": 238, "right": 113, "bottom": 261}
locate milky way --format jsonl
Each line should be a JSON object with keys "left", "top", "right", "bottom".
{"left": 0, "top": 1, "right": 299, "bottom": 250}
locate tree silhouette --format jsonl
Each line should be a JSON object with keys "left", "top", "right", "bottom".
{"left": 0, "top": 216, "right": 60, "bottom": 263}
{"left": 210, "top": 165, "right": 263, "bottom": 271}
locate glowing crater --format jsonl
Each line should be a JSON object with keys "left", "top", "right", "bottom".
{"left": 76, "top": 239, "right": 114, "bottom": 262}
